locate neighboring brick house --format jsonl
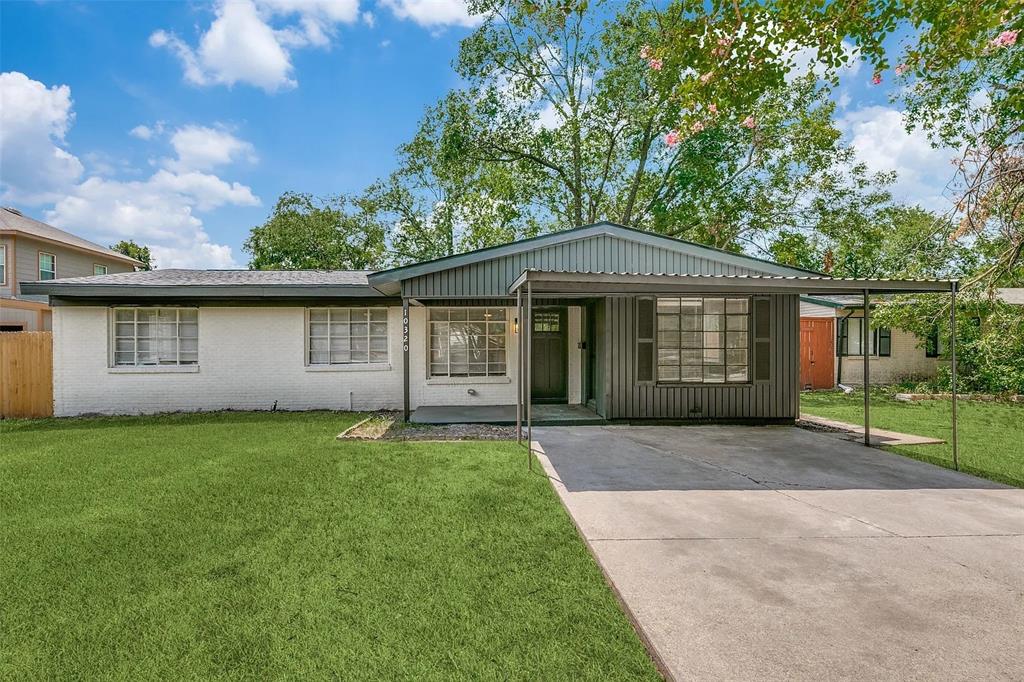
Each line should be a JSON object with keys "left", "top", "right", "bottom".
{"left": 0, "top": 207, "right": 141, "bottom": 331}
{"left": 800, "top": 295, "right": 940, "bottom": 388}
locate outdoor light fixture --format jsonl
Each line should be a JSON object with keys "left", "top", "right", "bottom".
{"left": 513, "top": 317, "right": 519, "bottom": 334}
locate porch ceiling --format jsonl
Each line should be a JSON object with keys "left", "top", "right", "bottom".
{"left": 508, "top": 269, "right": 956, "bottom": 296}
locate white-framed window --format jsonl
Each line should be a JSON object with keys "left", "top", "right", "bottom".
{"left": 0, "top": 244, "right": 6, "bottom": 285}
{"left": 429, "top": 307, "right": 507, "bottom": 377}
{"left": 111, "top": 308, "right": 198, "bottom": 366}
{"left": 656, "top": 297, "right": 750, "bottom": 383}
{"left": 307, "top": 308, "right": 388, "bottom": 365}
{"left": 94, "top": 264, "right": 108, "bottom": 275}
{"left": 39, "top": 252, "right": 56, "bottom": 280}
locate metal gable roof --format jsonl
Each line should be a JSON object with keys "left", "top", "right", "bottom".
{"left": 367, "top": 222, "right": 825, "bottom": 295}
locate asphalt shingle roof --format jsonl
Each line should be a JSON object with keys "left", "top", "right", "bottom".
{"left": 42, "top": 269, "right": 375, "bottom": 286}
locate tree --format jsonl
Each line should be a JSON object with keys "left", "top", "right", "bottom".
{"left": 244, "top": 192, "right": 386, "bottom": 270}
{"left": 379, "top": 0, "right": 897, "bottom": 259}
{"left": 110, "top": 240, "right": 153, "bottom": 271}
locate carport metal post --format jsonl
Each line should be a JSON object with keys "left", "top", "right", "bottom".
{"left": 526, "top": 281, "right": 533, "bottom": 470}
{"left": 951, "top": 281, "right": 959, "bottom": 471}
{"left": 863, "top": 289, "right": 870, "bottom": 446}
{"left": 516, "top": 289, "right": 522, "bottom": 444}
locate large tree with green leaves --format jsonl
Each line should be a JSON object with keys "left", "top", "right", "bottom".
{"left": 244, "top": 192, "right": 385, "bottom": 270}
{"left": 381, "top": 0, "right": 899, "bottom": 260}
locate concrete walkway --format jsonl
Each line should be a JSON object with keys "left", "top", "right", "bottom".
{"left": 533, "top": 425, "right": 1024, "bottom": 681}
{"left": 800, "top": 413, "right": 945, "bottom": 446}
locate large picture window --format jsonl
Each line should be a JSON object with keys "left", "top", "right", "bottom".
{"left": 308, "top": 308, "right": 388, "bottom": 365}
{"left": 656, "top": 297, "right": 749, "bottom": 383}
{"left": 429, "top": 307, "right": 506, "bottom": 377}
{"left": 112, "top": 308, "right": 198, "bottom": 366}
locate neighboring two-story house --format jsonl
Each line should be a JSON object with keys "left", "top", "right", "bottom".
{"left": 1, "top": 207, "right": 142, "bottom": 331}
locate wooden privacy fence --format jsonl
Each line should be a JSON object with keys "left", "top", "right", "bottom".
{"left": 1, "top": 332, "right": 54, "bottom": 418}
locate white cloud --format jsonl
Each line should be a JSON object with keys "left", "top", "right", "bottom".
{"left": 46, "top": 170, "right": 258, "bottom": 268}
{"left": 380, "top": 0, "right": 482, "bottom": 28}
{"left": 0, "top": 71, "right": 84, "bottom": 203}
{"left": 164, "top": 125, "right": 257, "bottom": 172}
{"left": 129, "top": 125, "right": 155, "bottom": 140}
{"left": 840, "top": 105, "right": 958, "bottom": 210}
{"left": 784, "top": 39, "right": 861, "bottom": 83}
{"left": 3, "top": 73, "right": 257, "bottom": 268}
{"left": 151, "top": 0, "right": 360, "bottom": 92}
{"left": 361, "top": 11, "right": 375, "bottom": 27}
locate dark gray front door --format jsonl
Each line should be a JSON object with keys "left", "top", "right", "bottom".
{"left": 531, "top": 307, "right": 567, "bottom": 403}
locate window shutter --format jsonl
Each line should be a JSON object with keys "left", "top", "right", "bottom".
{"left": 753, "top": 297, "right": 771, "bottom": 382}
{"left": 877, "top": 328, "right": 891, "bottom": 357}
{"left": 837, "top": 318, "right": 847, "bottom": 356}
{"left": 636, "top": 297, "right": 655, "bottom": 383}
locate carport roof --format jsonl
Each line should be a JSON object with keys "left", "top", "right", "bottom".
{"left": 509, "top": 269, "right": 956, "bottom": 295}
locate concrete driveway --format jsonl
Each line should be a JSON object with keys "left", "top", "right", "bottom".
{"left": 533, "top": 425, "right": 1024, "bottom": 681}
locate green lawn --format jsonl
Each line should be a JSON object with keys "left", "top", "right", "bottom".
{"left": 0, "top": 412, "right": 659, "bottom": 680}
{"left": 800, "top": 391, "right": 1024, "bottom": 487}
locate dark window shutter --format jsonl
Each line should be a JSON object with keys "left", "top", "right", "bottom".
{"left": 925, "top": 328, "right": 939, "bottom": 357}
{"left": 753, "top": 297, "right": 771, "bottom": 382}
{"left": 837, "top": 318, "right": 848, "bottom": 356}
{"left": 636, "top": 297, "right": 655, "bottom": 382}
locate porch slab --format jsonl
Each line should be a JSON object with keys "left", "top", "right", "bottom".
{"left": 409, "top": 403, "right": 605, "bottom": 426}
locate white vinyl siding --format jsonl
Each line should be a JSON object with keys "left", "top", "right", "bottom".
{"left": 307, "top": 308, "right": 388, "bottom": 365}
{"left": 428, "top": 307, "right": 507, "bottom": 377}
{"left": 656, "top": 297, "right": 750, "bottom": 383}
{"left": 111, "top": 308, "right": 198, "bottom": 366}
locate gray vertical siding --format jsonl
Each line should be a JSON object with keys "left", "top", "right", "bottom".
{"left": 604, "top": 294, "right": 800, "bottom": 420}
{"left": 402, "top": 234, "right": 766, "bottom": 298}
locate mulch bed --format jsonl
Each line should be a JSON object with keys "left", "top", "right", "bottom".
{"left": 338, "top": 411, "right": 515, "bottom": 441}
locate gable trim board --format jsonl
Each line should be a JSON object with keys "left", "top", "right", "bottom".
{"left": 22, "top": 224, "right": 955, "bottom": 420}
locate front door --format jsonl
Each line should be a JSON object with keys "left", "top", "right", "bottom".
{"left": 800, "top": 318, "right": 835, "bottom": 390}
{"left": 531, "top": 307, "right": 568, "bottom": 403}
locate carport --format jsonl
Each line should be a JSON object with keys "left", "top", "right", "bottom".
{"left": 511, "top": 270, "right": 961, "bottom": 466}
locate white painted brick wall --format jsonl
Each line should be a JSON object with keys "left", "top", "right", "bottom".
{"left": 838, "top": 327, "right": 938, "bottom": 385}
{"left": 52, "top": 304, "right": 588, "bottom": 416}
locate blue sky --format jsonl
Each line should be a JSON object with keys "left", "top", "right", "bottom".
{"left": 0, "top": 1, "right": 956, "bottom": 268}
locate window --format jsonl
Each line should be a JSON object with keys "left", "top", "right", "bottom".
{"left": 837, "top": 318, "right": 890, "bottom": 356}
{"left": 112, "top": 308, "right": 198, "bottom": 366}
{"left": 429, "top": 307, "right": 506, "bottom": 377}
{"left": 39, "top": 252, "right": 56, "bottom": 280}
{"left": 308, "top": 308, "right": 388, "bottom": 365}
{"left": 656, "top": 297, "right": 749, "bottom": 383}
{"left": 0, "top": 244, "right": 6, "bottom": 285}
{"left": 94, "top": 264, "right": 108, "bottom": 275}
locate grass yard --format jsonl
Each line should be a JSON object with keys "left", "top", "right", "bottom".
{"left": 0, "top": 412, "right": 659, "bottom": 680}
{"left": 800, "top": 391, "right": 1024, "bottom": 487}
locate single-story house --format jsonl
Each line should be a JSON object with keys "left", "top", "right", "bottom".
{"left": 799, "top": 295, "right": 942, "bottom": 389}
{"left": 22, "top": 222, "right": 955, "bottom": 423}
{"left": 799, "top": 288, "right": 1024, "bottom": 390}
